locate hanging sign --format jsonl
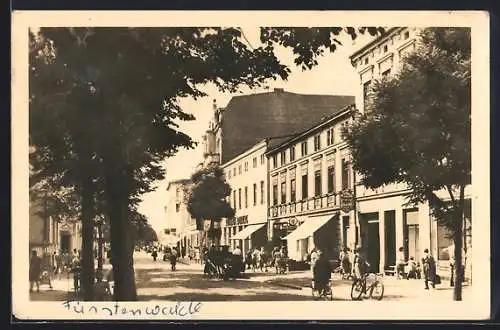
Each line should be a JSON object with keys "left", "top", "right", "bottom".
{"left": 340, "top": 189, "right": 355, "bottom": 213}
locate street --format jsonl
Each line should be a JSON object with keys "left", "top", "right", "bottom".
{"left": 30, "top": 251, "right": 469, "bottom": 302}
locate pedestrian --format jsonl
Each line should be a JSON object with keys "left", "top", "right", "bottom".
{"left": 449, "top": 255, "right": 455, "bottom": 287}
{"left": 312, "top": 248, "right": 332, "bottom": 295}
{"left": 396, "top": 246, "right": 406, "bottom": 279}
{"left": 405, "top": 257, "right": 418, "bottom": 279}
{"left": 353, "top": 246, "right": 368, "bottom": 279}
{"left": 422, "top": 248, "right": 436, "bottom": 290}
{"left": 170, "top": 247, "right": 178, "bottom": 271}
{"left": 194, "top": 247, "right": 201, "bottom": 264}
{"left": 29, "top": 250, "right": 42, "bottom": 293}
{"left": 340, "top": 248, "right": 352, "bottom": 278}
{"left": 151, "top": 249, "right": 158, "bottom": 262}
{"left": 252, "top": 247, "right": 262, "bottom": 272}
{"left": 310, "top": 247, "right": 319, "bottom": 272}
{"left": 70, "top": 253, "right": 82, "bottom": 293}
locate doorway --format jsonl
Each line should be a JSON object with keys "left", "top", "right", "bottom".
{"left": 384, "top": 210, "right": 396, "bottom": 269}
{"left": 360, "top": 213, "right": 380, "bottom": 273}
{"left": 403, "top": 209, "right": 420, "bottom": 261}
{"left": 60, "top": 231, "right": 71, "bottom": 253}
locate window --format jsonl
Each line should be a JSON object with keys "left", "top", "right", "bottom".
{"left": 383, "top": 44, "right": 388, "bottom": 53}
{"left": 290, "top": 178, "right": 296, "bottom": 202}
{"left": 233, "top": 168, "right": 236, "bottom": 176}
{"left": 301, "top": 141, "right": 308, "bottom": 157}
{"left": 260, "top": 181, "right": 265, "bottom": 204}
{"left": 253, "top": 157, "right": 257, "bottom": 168}
{"left": 272, "top": 184, "right": 278, "bottom": 205}
{"left": 238, "top": 188, "right": 242, "bottom": 209}
{"left": 272, "top": 155, "right": 278, "bottom": 168}
{"left": 314, "top": 135, "right": 321, "bottom": 151}
{"left": 233, "top": 190, "right": 237, "bottom": 209}
{"left": 342, "top": 158, "right": 351, "bottom": 190}
{"left": 327, "top": 165, "right": 335, "bottom": 193}
{"left": 301, "top": 173, "right": 308, "bottom": 199}
{"left": 244, "top": 186, "right": 248, "bottom": 208}
{"left": 280, "top": 152, "right": 286, "bottom": 166}
{"left": 175, "top": 203, "right": 180, "bottom": 212}
{"left": 228, "top": 170, "right": 232, "bottom": 179}
{"left": 363, "top": 80, "right": 371, "bottom": 111}
{"left": 404, "top": 31, "right": 410, "bottom": 39}
{"left": 382, "top": 68, "right": 391, "bottom": 78}
{"left": 327, "top": 127, "right": 334, "bottom": 146}
{"left": 290, "top": 147, "right": 295, "bottom": 162}
{"left": 314, "top": 170, "right": 322, "bottom": 196}
{"left": 364, "top": 58, "right": 368, "bottom": 65}
{"left": 253, "top": 183, "right": 257, "bottom": 206}
{"left": 238, "top": 165, "right": 242, "bottom": 174}
{"left": 281, "top": 181, "right": 286, "bottom": 204}
{"left": 244, "top": 161, "right": 248, "bottom": 172}
{"left": 260, "top": 154, "right": 265, "bottom": 164}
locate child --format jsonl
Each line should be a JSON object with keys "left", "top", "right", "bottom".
{"left": 405, "top": 257, "right": 418, "bottom": 279}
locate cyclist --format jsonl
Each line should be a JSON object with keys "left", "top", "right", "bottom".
{"left": 352, "top": 246, "right": 369, "bottom": 279}
{"left": 312, "top": 248, "right": 332, "bottom": 295}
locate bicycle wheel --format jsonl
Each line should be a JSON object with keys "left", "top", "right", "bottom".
{"left": 350, "top": 279, "right": 364, "bottom": 300}
{"left": 369, "top": 281, "right": 384, "bottom": 300}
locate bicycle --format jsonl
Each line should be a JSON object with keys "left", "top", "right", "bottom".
{"left": 350, "top": 272, "right": 384, "bottom": 301}
{"left": 311, "top": 279, "right": 333, "bottom": 301}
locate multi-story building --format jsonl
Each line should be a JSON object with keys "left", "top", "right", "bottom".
{"left": 165, "top": 179, "right": 200, "bottom": 253}
{"left": 266, "top": 104, "right": 357, "bottom": 262}
{"left": 221, "top": 136, "right": 293, "bottom": 256}
{"left": 349, "top": 27, "right": 472, "bottom": 276}
{"left": 200, "top": 89, "right": 355, "bottom": 252}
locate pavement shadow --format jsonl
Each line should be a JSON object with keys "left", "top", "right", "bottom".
{"left": 139, "top": 291, "right": 314, "bottom": 301}
{"left": 29, "top": 290, "right": 79, "bottom": 301}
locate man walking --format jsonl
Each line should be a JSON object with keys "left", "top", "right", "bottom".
{"left": 422, "top": 248, "right": 436, "bottom": 290}
{"left": 29, "top": 250, "right": 42, "bottom": 293}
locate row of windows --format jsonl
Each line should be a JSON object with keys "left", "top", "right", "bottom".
{"left": 227, "top": 154, "right": 266, "bottom": 179}
{"left": 360, "top": 30, "right": 411, "bottom": 66}
{"left": 230, "top": 181, "right": 265, "bottom": 210}
{"left": 271, "top": 126, "right": 342, "bottom": 169}
{"left": 271, "top": 159, "right": 352, "bottom": 205}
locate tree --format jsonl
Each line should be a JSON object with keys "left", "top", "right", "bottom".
{"left": 187, "top": 166, "right": 235, "bottom": 247}
{"left": 343, "top": 28, "right": 471, "bottom": 301}
{"left": 29, "top": 26, "right": 382, "bottom": 300}
{"left": 129, "top": 210, "right": 158, "bottom": 246}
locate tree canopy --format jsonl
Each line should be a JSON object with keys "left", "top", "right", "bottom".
{"left": 343, "top": 27, "right": 471, "bottom": 300}
{"left": 29, "top": 26, "right": 382, "bottom": 300}
{"left": 187, "top": 166, "right": 235, "bottom": 235}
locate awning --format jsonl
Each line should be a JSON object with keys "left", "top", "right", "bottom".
{"left": 284, "top": 215, "right": 333, "bottom": 241}
{"left": 230, "top": 223, "right": 266, "bottom": 240}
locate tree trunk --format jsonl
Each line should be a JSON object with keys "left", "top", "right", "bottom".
{"left": 453, "top": 185, "right": 466, "bottom": 301}
{"left": 105, "top": 171, "right": 137, "bottom": 301}
{"left": 80, "top": 176, "right": 95, "bottom": 300}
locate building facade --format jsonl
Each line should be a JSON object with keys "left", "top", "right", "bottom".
{"left": 349, "top": 27, "right": 472, "bottom": 277}
{"left": 29, "top": 200, "right": 82, "bottom": 257}
{"left": 165, "top": 179, "right": 200, "bottom": 252}
{"left": 266, "top": 104, "right": 356, "bottom": 262}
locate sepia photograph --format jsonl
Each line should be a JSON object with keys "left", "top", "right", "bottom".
{"left": 12, "top": 10, "right": 490, "bottom": 320}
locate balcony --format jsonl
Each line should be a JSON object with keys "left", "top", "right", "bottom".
{"left": 268, "top": 193, "right": 339, "bottom": 219}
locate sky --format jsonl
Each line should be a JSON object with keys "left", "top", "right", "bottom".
{"left": 136, "top": 28, "right": 375, "bottom": 233}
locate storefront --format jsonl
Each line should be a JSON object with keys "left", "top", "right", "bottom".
{"left": 272, "top": 213, "right": 340, "bottom": 262}
{"left": 229, "top": 222, "right": 267, "bottom": 256}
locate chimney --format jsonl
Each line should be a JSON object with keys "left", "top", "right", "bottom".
{"left": 274, "top": 88, "right": 285, "bottom": 93}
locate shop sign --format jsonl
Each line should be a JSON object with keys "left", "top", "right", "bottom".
{"left": 340, "top": 189, "right": 355, "bottom": 213}
{"left": 226, "top": 215, "right": 248, "bottom": 226}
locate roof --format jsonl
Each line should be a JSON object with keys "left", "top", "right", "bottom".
{"left": 266, "top": 103, "right": 355, "bottom": 155}
{"left": 349, "top": 27, "right": 404, "bottom": 61}
{"left": 166, "top": 179, "right": 191, "bottom": 191}
{"left": 220, "top": 89, "right": 354, "bottom": 164}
